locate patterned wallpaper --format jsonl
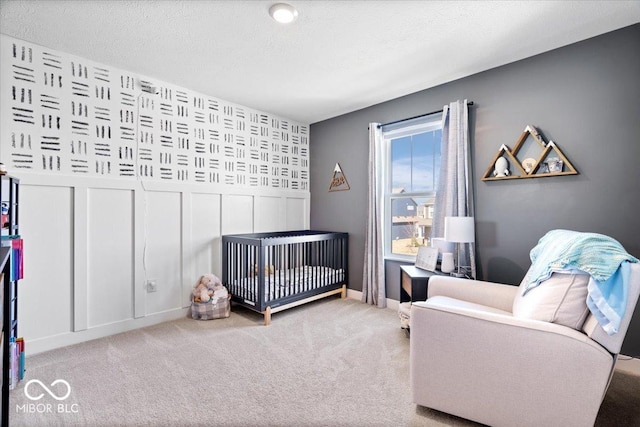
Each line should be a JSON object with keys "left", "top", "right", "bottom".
{"left": 0, "top": 35, "right": 309, "bottom": 190}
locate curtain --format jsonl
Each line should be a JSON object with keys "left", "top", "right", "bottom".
{"left": 362, "top": 123, "right": 386, "bottom": 307}
{"left": 432, "top": 99, "right": 476, "bottom": 278}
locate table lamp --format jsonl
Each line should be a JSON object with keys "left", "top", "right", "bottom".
{"left": 444, "top": 216, "right": 475, "bottom": 277}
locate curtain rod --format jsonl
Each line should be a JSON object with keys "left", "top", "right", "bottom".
{"left": 378, "top": 101, "right": 474, "bottom": 128}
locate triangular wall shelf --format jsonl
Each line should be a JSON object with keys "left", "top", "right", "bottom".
{"left": 482, "top": 125, "right": 578, "bottom": 181}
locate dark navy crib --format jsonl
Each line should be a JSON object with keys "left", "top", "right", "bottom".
{"left": 222, "top": 230, "right": 348, "bottom": 325}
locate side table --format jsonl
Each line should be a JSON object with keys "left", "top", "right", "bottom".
{"left": 400, "top": 265, "right": 445, "bottom": 303}
{"left": 399, "top": 265, "right": 445, "bottom": 332}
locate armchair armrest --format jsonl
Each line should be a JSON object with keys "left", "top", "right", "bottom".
{"left": 427, "top": 275, "right": 519, "bottom": 312}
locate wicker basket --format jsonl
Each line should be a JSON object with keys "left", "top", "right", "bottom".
{"left": 190, "top": 295, "right": 231, "bottom": 320}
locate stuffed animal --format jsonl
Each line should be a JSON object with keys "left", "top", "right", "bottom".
{"left": 210, "top": 281, "right": 228, "bottom": 304}
{"left": 251, "top": 263, "right": 275, "bottom": 277}
{"left": 192, "top": 273, "right": 223, "bottom": 303}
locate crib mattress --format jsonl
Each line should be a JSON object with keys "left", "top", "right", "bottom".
{"left": 231, "top": 265, "right": 345, "bottom": 304}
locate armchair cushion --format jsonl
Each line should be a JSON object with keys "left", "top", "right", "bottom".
{"left": 513, "top": 271, "right": 590, "bottom": 330}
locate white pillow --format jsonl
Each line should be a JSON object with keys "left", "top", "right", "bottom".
{"left": 512, "top": 271, "right": 590, "bottom": 330}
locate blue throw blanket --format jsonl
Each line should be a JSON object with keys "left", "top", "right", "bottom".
{"left": 525, "top": 229, "right": 638, "bottom": 335}
{"left": 586, "top": 262, "right": 631, "bottom": 335}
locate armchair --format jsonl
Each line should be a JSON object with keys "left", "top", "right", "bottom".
{"left": 410, "top": 263, "right": 640, "bottom": 427}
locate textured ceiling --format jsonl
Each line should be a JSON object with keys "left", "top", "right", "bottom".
{"left": 1, "top": 1, "right": 639, "bottom": 124}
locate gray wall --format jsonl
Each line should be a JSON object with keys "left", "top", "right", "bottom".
{"left": 309, "top": 24, "right": 640, "bottom": 356}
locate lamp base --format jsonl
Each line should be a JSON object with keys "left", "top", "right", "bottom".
{"left": 450, "top": 272, "right": 466, "bottom": 278}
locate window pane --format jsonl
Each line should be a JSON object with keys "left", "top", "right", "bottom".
{"left": 391, "top": 135, "right": 411, "bottom": 192}
{"left": 390, "top": 196, "right": 435, "bottom": 256}
{"left": 415, "top": 129, "right": 442, "bottom": 192}
{"left": 390, "top": 130, "right": 442, "bottom": 193}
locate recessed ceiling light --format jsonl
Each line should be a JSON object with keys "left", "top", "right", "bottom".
{"left": 269, "top": 3, "right": 298, "bottom": 24}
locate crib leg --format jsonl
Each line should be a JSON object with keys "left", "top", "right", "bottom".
{"left": 264, "top": 306, "right": 271, "bottom": 326}
{"left": 340, "top": 284, "right": 347, "bottom": 299}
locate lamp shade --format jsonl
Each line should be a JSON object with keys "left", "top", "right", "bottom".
{"left": 444, "top": 216, "right": 475, "bottom": 243}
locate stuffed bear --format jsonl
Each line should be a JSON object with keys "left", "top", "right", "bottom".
{"left": 192, "top": 273, "right": 223, "bottom": 303}
{"left": 210, "top": 281, "right": 228, "bottom": 304}
{"left": 250, "top": 263, "right": 275, "bottom": 277}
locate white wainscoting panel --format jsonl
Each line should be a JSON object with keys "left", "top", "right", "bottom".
{"left": 188, "top": 192, "right": 222, "bottom": 295}
{"left": 87, "top": 188, "right": 134, "bottom": 327}
{"left": 286, "top": 197, "right": 308, "bottom": 230}
{"left": 254, "top": 196, "right": 284, "bottom": 233}
{"left": 18, "top": 184, "right": 73, "bottom": 339}
{"left": 144, "top": 191, "right": 183, "bottom": 315}
{"left": 221, "top": 194, "right": 253, "bottom": 235}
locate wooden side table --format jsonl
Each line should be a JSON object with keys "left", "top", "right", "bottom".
{"left": 400, "top": 265, "right": 445, "bottom": 303}
{"left": 399, "top": 265, "right": 445, "bottom": 333}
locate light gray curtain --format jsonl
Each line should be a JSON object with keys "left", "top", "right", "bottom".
{"left": 432, "top": 99, "right": 476, "bottom": 278}
{"left": 362, "top": 123, "right": 386, "bottom": 307}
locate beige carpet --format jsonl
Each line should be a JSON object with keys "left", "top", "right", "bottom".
{"left": 8, "top": 297, "right": 640, "bottom": 426}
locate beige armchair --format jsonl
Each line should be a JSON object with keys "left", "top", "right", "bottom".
{"left": 410, "top": 263, "right": 640, "bottom": 427}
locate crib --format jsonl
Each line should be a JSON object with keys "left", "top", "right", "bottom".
{"left": 222, "top": 230, "right": 349, "bottom": 325}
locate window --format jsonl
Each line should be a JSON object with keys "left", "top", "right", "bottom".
{"left": 382, "top": 114, "right": 442, "bottom": 259}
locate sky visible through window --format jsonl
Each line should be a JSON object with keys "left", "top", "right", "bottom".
{"left": 391, "top": 129, "right": 442, "bottom": 193}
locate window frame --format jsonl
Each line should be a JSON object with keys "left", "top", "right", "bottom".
{"left": 382, "top": 113, "right": 442, "bottom": 262}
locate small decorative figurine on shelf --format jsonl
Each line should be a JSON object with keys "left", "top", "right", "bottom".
{"left": 522, "top": 158, "right": 536, "bottom": 173}
{"left": 546, "top": 157, "right": 564, "bottom": 172}
{"left": 493, "top": 156, "right": 510, "bottom": 177}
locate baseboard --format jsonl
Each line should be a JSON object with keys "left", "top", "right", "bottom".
{"left": 27, "top": 307, "right": 190, "bottom": 355}
{"left": 346, "top": 288, "right": 362, "bottom": 300}
{"left": 386, "top": 298, "right": 400, "bottom": 311}
{"left": 346, "top": 289, "right": 400, "bottom": 311}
